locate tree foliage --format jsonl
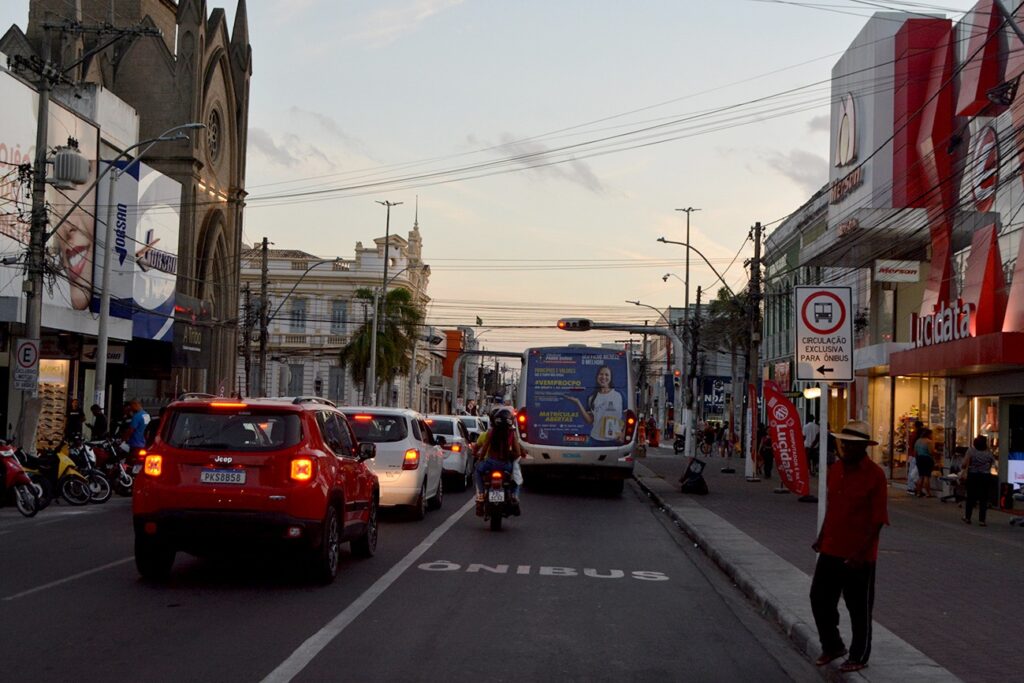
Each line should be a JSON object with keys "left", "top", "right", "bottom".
{"left": 340, "top": 287, "right": 424, "bottom": 395}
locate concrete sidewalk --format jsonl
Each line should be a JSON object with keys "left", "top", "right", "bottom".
{"left": 634, "top": 447, "right": 1023, "bottom": 682}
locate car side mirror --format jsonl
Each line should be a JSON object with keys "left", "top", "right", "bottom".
{"left": 435, "top": 435, "right": 446, "bottom": 447}
{"left": 468, "top": 431, "right": 480, "bottom": 442}
{"left": 358, "top": 442, "right": 376, "bottom": 461}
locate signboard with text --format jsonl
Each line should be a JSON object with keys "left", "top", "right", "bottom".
{"left": 795, "top": 286, "right": 853, "bottom": 382}
{"left": 13, "top": 338, "right": 39, "bottom": 391}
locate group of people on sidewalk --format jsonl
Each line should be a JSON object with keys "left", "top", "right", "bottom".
{"left": 905, "top": 419, "right": 998, "bottom": 526}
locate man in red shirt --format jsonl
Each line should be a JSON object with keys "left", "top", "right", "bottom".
{"left": 810, "top": 419, "right": 889, "bottom": 674}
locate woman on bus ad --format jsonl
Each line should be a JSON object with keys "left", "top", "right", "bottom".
{"left": 564, "top": 365, "right": 625, "bottom": 445}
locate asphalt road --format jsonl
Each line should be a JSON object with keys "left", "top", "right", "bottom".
{"left": 0, "top": 480, "right": 818, "bottom": 682}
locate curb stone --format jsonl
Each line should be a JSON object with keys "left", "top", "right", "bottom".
{"left": 633, "top": 463, "right": 960, "bottom": 683}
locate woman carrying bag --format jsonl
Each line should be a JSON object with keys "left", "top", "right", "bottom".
{"left": 962, "top": 435, "right": 997, "bottom": 526}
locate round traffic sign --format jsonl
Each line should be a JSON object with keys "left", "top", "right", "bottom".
{"left": 801, "top": 291, "right": 846, "bottom": 336}
{"left": 16, "top": 340, "right": 39, "bottom": 369}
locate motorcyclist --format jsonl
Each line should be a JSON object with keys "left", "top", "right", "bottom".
{"left": 474, "top": 407, "right": 521, "bottom": 517}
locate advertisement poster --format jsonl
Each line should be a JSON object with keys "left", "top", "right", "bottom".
{"left": 524, "top": 348, "right": 630, "bottom": 447}
{"left": 763, "top": 380, "right": 811, "bottom": 496}
{"left": 702, "top": 376, "right": 730, "bottom": 417}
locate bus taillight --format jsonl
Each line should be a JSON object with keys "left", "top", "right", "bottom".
{"left": 623, "top": 410, "right": 638, "bottom": 442}
{"left": 516, "top": 409, "right": 528, "bottom": 440}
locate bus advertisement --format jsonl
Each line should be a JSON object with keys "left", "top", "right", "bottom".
{"left": 516, "top": 346, "right": 637, "bottom": 484}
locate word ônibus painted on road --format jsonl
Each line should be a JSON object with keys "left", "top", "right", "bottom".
{"left": 417, "top": 560, "right": 668, "bottom": 581}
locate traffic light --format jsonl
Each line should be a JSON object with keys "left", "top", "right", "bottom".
{"left": 557, "top": 318, "right": 592, "bottom": 331}
{"left": 673, "top": 368, "right": 682, "bottom": 390}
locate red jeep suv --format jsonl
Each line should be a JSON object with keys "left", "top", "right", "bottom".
{"left": 132, "top": 396, "right": 379, "bottom": 583}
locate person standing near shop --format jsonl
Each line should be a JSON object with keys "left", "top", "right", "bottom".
{"left": 914, "top": 427, "right": 936, "bottom": 498}
{"left": 65, "top": 398, "right": 86, "bottom": 441}
{"left": 804, "top": 416, "right": 821, "bottom": 475}
{"left": 962, "top": 435, "right": 997, "bottom": 526}
{"left": 128, "top": 400, "right": 151, "bottom": 462}
{"left": 88, "top": 404, "right": 108, "bottom": 440}
{"left": 810, "top": 419, "right": 889, "bottom": 674}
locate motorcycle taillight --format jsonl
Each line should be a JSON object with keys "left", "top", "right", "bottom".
{"left": 490, "top": 470, "right": 503, "bottom": 489}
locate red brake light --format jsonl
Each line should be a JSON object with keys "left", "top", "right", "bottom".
{"left": 402, "top": 449, "right": 420, "bottom": 470}
{"left": 291, "top": 458, "right": 314, "bottom": 481}
{"left": 210, "top": 402, "right": 247, "bottom": 408}
{"left": 623, "top": 410, "right": 638, "bottom": 442}
{"left": 490, "top": 470, "right": 503, "bottom": 480}
{"left": 516, "top": 410, "right": 528, "bottom": 439}
{"left": 451, "top": 443, "right": 461, "bottom": 453}
{"left": 425, "top": 419, "right": 434, "bottom": 424}
{"left": 353, "top": 415, "right": 374, "bottom": 422}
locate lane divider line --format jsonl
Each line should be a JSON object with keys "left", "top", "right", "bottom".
{"left": 261, "top": 497, "right": 475, "bottom": 683}
{"left": 3, "top": 557, "right": 134, "bottom": 601}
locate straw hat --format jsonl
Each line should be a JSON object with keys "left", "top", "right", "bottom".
{"left": 831, "top": 420, "right": 878, "bottom": 445}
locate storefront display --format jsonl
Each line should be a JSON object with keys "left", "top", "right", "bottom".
{"left": 36, "top": 359, "right": 70, "bottom": 449}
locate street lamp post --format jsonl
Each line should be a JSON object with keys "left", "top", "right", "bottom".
{"left": 367, "top": 263, "right": 422, "bottom": 406}
{"left": 94, "top": 123, "right": 205, "bottom": 409}
{"left": 369, "top": 201, "right": 403, "bottom": 406}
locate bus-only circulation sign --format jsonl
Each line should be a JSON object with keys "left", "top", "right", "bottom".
{"left": 794, "top": 286, "right": 853, "bottom": 382}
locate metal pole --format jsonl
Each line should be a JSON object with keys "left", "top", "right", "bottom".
{"left": 371, "top": 201, "right": 402, "bottom": 405}
{"left": 818, "top": 381, "right": 829, "bottom": 532}
{"left": 368, "top": 288, "right": 379, "bottom": 406}
{"left": 242, "top": 283, "right": 252, "bottom": 397}
{"left": 258, "top": 237, "right": 269, "bottom": 396}
{"left": 94, "top": 167, "right": 119, "bottom": 409}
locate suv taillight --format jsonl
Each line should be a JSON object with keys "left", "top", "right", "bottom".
{"left": 291, "top": 458, "right": 314, "bottom": 482}
{"left": 144, "top": 453, "right": 162, "bottom": 477}
{"left": 516, "top": 410, "right": 528, "bottom": 440}
{"left": 623, "top": 410, "right": 638, "bottom": 442}
{"left": 402, "top": 449, "right": 420, "bottom": 470}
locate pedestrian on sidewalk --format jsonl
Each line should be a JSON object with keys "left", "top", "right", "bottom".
{"left": 810, "top": 419, "right": 889, "bottom": 674}
{"left": 914, "top": 427, "right": 936, "bottom": 498}
{"left": 962, "top": 435, "right": 997, "bottom": 526}
{"left": 804, "top": 416, "right": 820, "bottom": 476}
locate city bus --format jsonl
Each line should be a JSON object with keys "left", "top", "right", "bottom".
{"left": 515, "top": 345, "right": 638, "bottom": 491}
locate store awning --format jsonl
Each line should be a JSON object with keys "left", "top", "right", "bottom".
{"left": 889, "top": 331, "right": 1024, "bottom": 376}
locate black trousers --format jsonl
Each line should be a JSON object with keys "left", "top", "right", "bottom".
{"left": 964, "top": 473, "right": 992, "bottom": 523}
{"left": 810, "top": 554, "right": 876, "bottom": 664}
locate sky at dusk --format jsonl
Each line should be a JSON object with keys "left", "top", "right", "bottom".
{"left": 0, "top": 0, "right": 982, "bottom": 352}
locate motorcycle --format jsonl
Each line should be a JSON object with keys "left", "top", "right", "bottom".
{"left": 65, "top": 437, "right": 112, "bottom": 504}
{"left": 673, "top": 433, "right": 685, "bottom": 455}
{"left": 87, "top": 439, "right": 133, "bottom": 496}
{"left": 1, "top": 442, "right": 39, "bottom": 517}
{"left": 16, "top": 443, "right": 92, "bottom": 507}
{"left": 481, "top": 466, "right": 519, "bottom": 531}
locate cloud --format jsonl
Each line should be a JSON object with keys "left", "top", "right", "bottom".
{"left": 249, "top": 128, "right": 300, "bottom": 166}
{"left": 762, "top": 149, "right": 828, "bottom": 194}
{"left": 807, "top": 114, "right": 830, "bottom": 133}
{"left": 344, "top": 0, "right": 466, "bottom": 47}
{"left": 248, "top": 127, "right": 338, "bottom": 171}
{"left": 287, "top": 107, "right": 370, "bottom": 155}
{"left": 493, "top": 133, "right": 605, "bottom": 194}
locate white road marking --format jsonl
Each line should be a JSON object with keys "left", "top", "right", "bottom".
{"left": 261, "top": 497, "right": 475, "bottom": 683}
{"left": 2, "top": 557, "right": 134, "bottom": 601}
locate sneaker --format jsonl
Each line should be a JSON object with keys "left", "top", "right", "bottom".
{"left": 814, "top": 649, "right": 847, "bottom": 666}
{"left": 962, "top": 517, "right": 971, "bottom": 524}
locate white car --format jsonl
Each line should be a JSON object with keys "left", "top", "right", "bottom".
{"left": 344, "top": 407, "right": 444, "bottom": 519}
{"left": 427, "top": 415, "right": 474, "bottom": 491}
{"left": 457, "top": 415, "right": 487, "bottom": 442}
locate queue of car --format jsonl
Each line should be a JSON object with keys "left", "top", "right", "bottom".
{"left": 131, "top": 395, "right": 486, "bottom": 584}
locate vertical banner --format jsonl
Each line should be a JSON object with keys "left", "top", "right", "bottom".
{"left": 764, "top": 380, "right": 811, "bottom": 496}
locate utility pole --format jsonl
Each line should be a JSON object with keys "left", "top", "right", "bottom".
{"left": 241, "top": 283, "right": 252, "bottom": 397}
{"left": 684, "top": 287, "right": 702, "bottom": 460}
{"left": 257, "top": 237, "right": 270, "bottom": 397}
{"left": 370, "top": 200, "right": 402, "bottom": 406}
{"left": 745, "top": 222, "right": 763, "bottom": 481}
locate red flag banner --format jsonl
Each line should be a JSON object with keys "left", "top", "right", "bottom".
{"left": 763, "top": 380, "right": 810, "bottom": 496}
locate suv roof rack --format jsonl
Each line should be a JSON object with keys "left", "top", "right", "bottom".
{"left": 291, "top": 396, "right": 337, "bottom": 407}
{"left": 179, "top": 392, "right": 217, "bottom": 400}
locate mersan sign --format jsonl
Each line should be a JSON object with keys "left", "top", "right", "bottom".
{"left": 910, "top": 300, "right": 973, "bottom": 349}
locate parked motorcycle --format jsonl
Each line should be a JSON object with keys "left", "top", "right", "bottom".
{"left": 481, "top": 466, "right": 519, "bottom": 531}
{"left": 87, "top": 439, "right": 133, "bottom": 496}
{"left": 16, "top": 444, "right": 92, "bottom": 506}
{"left": 1, "top": 442, "right": 39, "bottom": 517}
{"left": 65, "top": 437, "right": 112, "bottom": 503}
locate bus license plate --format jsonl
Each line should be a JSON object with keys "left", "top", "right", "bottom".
{"left": 200, "top": 469, "right": 246, "bottom": 485}
{"left": 488, "top": 490, "right": 505, "bottom": 503}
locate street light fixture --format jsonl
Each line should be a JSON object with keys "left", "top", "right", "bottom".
{"left": 656, "top": 237, "right": 737, "bottom": 299}
{"left": 94, "top": 123, "right": 205, "bottom": 408}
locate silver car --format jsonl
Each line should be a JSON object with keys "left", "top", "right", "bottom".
{"left": 427, "top": 415, "right": 474, "bottom": 491}
{"left": 344, "top": 407, "right": 444, "bottom": 519}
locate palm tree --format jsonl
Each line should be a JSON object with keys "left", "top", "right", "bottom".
{"left": 701, "top": 287, "right": 752, "bottom": 439}
{"left": 340, "top": 287, "right": 424, "bottom": 402}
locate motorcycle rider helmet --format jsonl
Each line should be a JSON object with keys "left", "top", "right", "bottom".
{"left": 491, "top": 407, "right": 515, "bottom": 428}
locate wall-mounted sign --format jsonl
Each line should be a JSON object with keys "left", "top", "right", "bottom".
{"left": 874, "top": 259, "right": 921, "bottom": 283}
{"left": 910, "top": 300, "right": 973, "bottom": 348}
{"left": 835, "top": 93, "right": 858, "bottom": 167}
{"left": 837, "top": 218, "right": 860, "bottom": 237}
{"left": 81, "top": 343, "right": 126, "bottom": 364}
{"left": 829, "top": 166, "right": 864, "bottom": 205}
